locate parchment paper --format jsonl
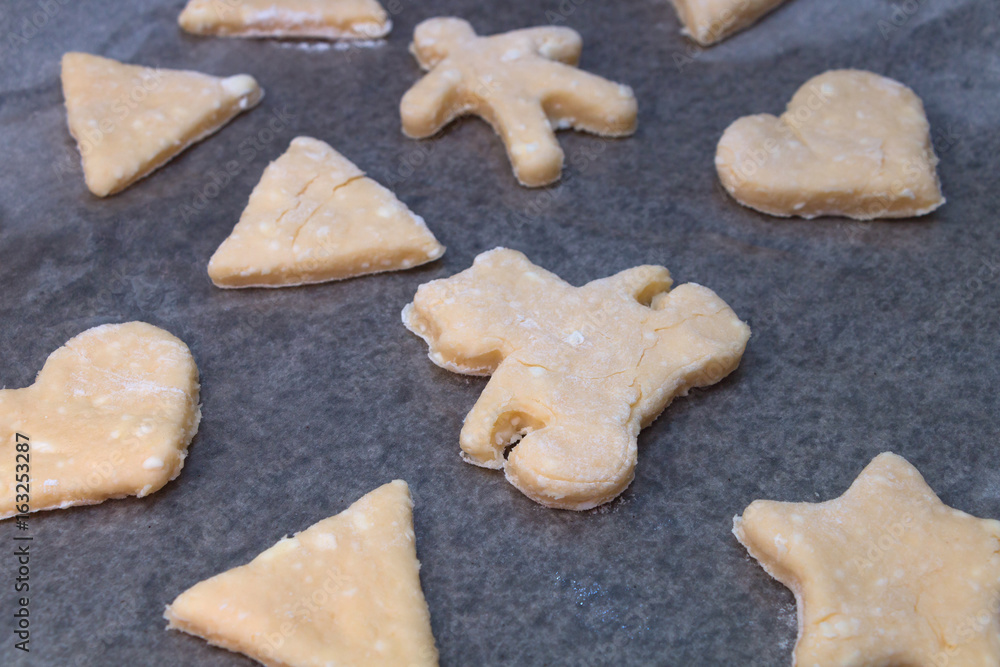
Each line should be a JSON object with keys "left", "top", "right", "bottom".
{"left": 0, "top": 0, "right": 998, "bottom": 664}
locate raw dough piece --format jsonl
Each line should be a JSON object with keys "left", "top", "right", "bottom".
{"left": 403, "top": 248, "right": 750, "bottom": 510}
{"left": 165, "top": 480, "right": 438, "bottom": 667}
{"left": 208, "top": 136, "right": 445, "bottom": 288}
{"left": 61, "top": 52, "right": 263, "bottom": 197}
{"left": 400, "top": 18, "right": 638, "bottom": 187}
{"left": 671, "top": 0, "right": 790, "bottom": 45}
{"left": 178, "top": 0, "right": 391, "bottom": 40}
{"left": 734, "top": 453, "right": 1000, "bottom": 666}
{"left": 0, "top": 322, "right": 201, "bottom": 518}
{"left": 716, "top": 70, "right": 945, "bottom": 220}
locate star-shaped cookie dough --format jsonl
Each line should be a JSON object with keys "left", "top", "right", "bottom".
{"left": 734, "top": 452, "right": 1000, "bottom": 666}
{"left": 400, "top": 18, "right": 638, "bottom": 187}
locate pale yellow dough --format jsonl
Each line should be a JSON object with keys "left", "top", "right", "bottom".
{"left": 165, "top": 480, "right": 438, "bottom": 667}
{"left": 62, "top": 52, "right": 262, "bottom": 197}
{"left": 671, "top": 0, "right": 790, "bottom": 45}
{"left": 400, "top": 18, "right": 638, "bottom": 187}
{"left": 734, "top": 453, "right": 1000, "bottom": 667}
{"left": 208, "top": 136, "right": 445, "bottom": 288}
{"left": 0, "top": 322, "right": 201, "bottom": 518}
{"left": 403, "top": 248, "right": 750, "bottom": 510}
{"left": 178, "top": 0, "right": 391, "bottom": 40}
{"left": 716, "top": 70, "right": 945, "bottom": 220}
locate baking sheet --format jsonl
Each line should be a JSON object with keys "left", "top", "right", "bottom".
{"left": 1, "top": 0, "right": 999, "bottom": 664}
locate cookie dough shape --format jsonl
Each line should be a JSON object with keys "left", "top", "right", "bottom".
{"left": 61, "top": 52, "right": 263, "bottom": 197}
{"left": 178, "top": 0, "right": 391, "bottom": 40}
{"left": 0, "top": 323, "right": 201, "bottom": 518}
{"left": 716, "top": 70, "right": 945, "bottom": 220}
{"left": 671, "top": 0, "right": 790, "bottom": 45}
{"left": 165, "top": 480, "right": 438, "bottom": 667}
{"left": 400, "top": 18, "right": 638, "bottom": 187}
{"left": 403, "top": 248, "right": 750, "bottom": 510}
{"left": 734, "top": 453, "right": 1000, "bottom": 666}
{"left": 208, "top": 136, "right": 445, "bottom": 288}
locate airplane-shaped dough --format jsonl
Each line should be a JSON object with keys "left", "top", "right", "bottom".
{"left": 208, "top": 136, "right": 445, "bottom": 288}
{"left": 404, "top": 249, "right": 750, "bottom": 510}
{"left": 400, "top": 18, "right": 637, "bottom": 187}
{"left": 178, "top": 0, "right": 391, "bottom": 40}
{"left": 165, "top": 481, "right": 438, "bottom": 667}
{"left": 61, "top": 52, "right": 262, "bottom": 197}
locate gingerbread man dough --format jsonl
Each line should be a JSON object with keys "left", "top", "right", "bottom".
{"left": 400, "top": 18, "right": 638, "bottom": 187}
{"left": 403, "top": 249, "right": 750, "bottom": 510}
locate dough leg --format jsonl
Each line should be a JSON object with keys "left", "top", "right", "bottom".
{"left": 489, "top": 97, "right": 564, "bottom": 186}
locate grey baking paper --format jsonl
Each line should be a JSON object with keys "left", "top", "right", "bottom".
{"left": 0, "top": 0, "right": 998, "bottom": 664}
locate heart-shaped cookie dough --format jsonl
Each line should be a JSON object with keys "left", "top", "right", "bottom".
{"left": 716, "top": 70, "right": 945, "bottom": 220}
{"left": 0, "top": 322, "right": 200, "bottom": 519}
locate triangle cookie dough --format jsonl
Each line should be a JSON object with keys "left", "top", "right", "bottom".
{"left": 716, "top": 70, "right": 945, "bottom": 220}
{"left": 0, "top": 322, "right": 201, "bottom": 518}
{"left": 165, "top": 480, "right": 438, "bottom": 667}
{"left": 61, "top": 52, "right": 263, "bottom": 197}
{"left": 671, "top": 0, "right": 790, "bottom": 45}
{"left": 734, "top": 453, "right": 1000, "bottom": 666}
{"left": 208, "top": 136, "right": 445, "bottom": 288}
{"left": 178, "top": 0, "right": 391, "bottom": 40}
